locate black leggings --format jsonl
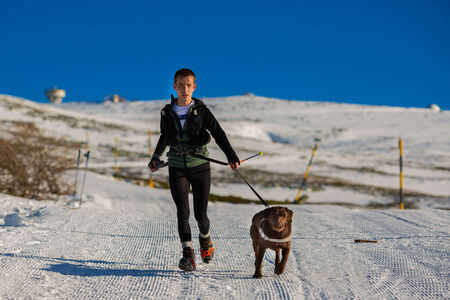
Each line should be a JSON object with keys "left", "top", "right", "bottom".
{"left": 169, "top": 162, "right": 211, "bottom": 242}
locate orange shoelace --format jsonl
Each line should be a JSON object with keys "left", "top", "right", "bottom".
{"left": 189, "top": 257, "right": 196, "bottom": 268}
{"left": 200, "top": 244, "right": 214, "bottom": 258}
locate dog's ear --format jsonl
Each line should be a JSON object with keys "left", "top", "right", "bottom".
{"left": 263, "top": 208, "right": 271, "bottom": 218}
{"left": 286, "top": 208, "right": 293, "bottom": 223}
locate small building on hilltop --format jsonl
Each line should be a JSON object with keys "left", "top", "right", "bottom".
{"left": 428, "top": 104, "right": 441, "bottom": 112}
{"left": 104, "top": 94, "right": 128, "bottom": 103}
{"left": 45, "top": 87, "right": 66, "bottom": 104}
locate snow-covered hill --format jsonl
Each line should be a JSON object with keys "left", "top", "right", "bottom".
{"left": 1, "top": 94, "right": 449, "bottom": 208}
{"left": 0, "top": 94, "right": 449, "bottom": 299}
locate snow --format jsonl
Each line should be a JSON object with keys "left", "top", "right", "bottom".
{"left": 0, "top": 172, "right": 448, "bottom": 298}
{"left": 0, "top": 94, "right": 449, "bottom": 298}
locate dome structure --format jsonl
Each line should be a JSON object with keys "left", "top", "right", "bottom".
{"left": 45, "top": 87, "right": 66, "bottom": 104}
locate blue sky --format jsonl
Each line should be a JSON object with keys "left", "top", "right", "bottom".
{"left": 1, "top": 0, "right": 449, "bottom": 109}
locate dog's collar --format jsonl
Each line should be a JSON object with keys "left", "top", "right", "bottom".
{"left": 259, "top": 219, "right": 291, "bottom": 243}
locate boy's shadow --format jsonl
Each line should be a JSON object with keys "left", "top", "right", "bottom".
{"left": 0, "top": 252, "right": 251, "bottom": 279}
{"left": 44, "top": 262, "right": 251, "bottom": 279}
{"left": 44, "top": 262, "right": 178, "bottom": 278}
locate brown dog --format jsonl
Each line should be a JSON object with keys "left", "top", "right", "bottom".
{"left": 250, "top": 206, "right": 293, "bottom": 278}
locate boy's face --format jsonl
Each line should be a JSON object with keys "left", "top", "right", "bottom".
{"left": 173, "top": 75, "right": 196, "bottom": 102}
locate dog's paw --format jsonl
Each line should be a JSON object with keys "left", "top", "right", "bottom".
{"left": 274, "top": 266, "right": 284, "bottom": 275}
{"left": 253, "top": 271, "right": 262, "bottom": 278}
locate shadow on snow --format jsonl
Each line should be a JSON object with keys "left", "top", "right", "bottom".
{"left": 43, "top": 262, "right": 180, "bottom": 278}
{"left": 0, "top": 252, "right": 251, "bottom": 279}
{"left": 43, "top": 262, "right": 251, "bottom": 279}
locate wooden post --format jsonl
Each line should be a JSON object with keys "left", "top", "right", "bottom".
{"left": 399, "top": 138, "right": 404, "bottom": 210}
{"left": 85, "top": 132, "right": 89, "bottom": 151}
{"left": 148, "top": 130, "right": 154, "bottom": 188}
{"left": 114, "top": 137, "right": 119, "bottom": 173}
{"left": 295, "top": 143, "right": 318, "bottom": 203}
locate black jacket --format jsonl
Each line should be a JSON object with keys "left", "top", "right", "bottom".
{"left": 154, "top": 96, "right": 239, "bottom": 163}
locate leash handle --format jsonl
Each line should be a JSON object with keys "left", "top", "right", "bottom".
{"left": 191, "top": 153, "right": 228, "bottom": 165}
{"left": 240, "top": 152, "right": 262, "bottom": 163}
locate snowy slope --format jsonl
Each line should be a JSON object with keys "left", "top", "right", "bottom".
{"left": 5, "top": 93, "right": 447, "bottom": 207}
{"left": 62, "top": 96, "right": 450, "bottom": 202}
{"left": 1, "top": 172, "right": 449, "bottom": 299}
{"left": 0, "top": 94, "right": 449, "bottom": 299}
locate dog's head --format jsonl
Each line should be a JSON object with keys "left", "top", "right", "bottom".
{"left": 263, "top": 206, "right": 293, "bottom": 232}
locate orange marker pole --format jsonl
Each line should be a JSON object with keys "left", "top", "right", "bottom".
{"left": 63, "top": 134, "right": 67, "bottom": 150}
{"left": 114, "top": 137, "right": 119, "bottom": 173}
{"left": 85, "top": 131, "right": 89, "bottom": 151}
{"left": 295, "top": 143, "right": 318, "bottom": 203}
{"left": 399, "top": 138, "right": 404, "bottom": 210}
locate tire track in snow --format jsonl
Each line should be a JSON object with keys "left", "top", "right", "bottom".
{"left": 290, "top": 206, "right": 449, "bottom": 299}
{"left": 1, "top": 174, "right": 448, "bottom": 299}
{"left": 1, "top": 200, "right": 304, "bottom": 299}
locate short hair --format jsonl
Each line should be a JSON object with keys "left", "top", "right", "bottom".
{"left": 174, "top": 68, "right": 196, "bottom": 83}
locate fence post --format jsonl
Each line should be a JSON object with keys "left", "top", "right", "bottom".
{"left": 399, "top": 138, "right": 404, "bottom": 210}
{"left": 114, "top": 137, "right": 119, "bottom": 173}
{"left": 295, "top": 143, "right": 318, "bottom": 203}
{"left": 85, "top": 131, "right": 89, "bottom": 151}
{"left": 148, "top": 130, "right": 154, "bottom": 188}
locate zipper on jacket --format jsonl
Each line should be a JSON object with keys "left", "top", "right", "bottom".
{"left": 182, "top": 102, "right": 201, "bottom": 168}
{"left": 168, "top": 106, "right": 189, "bottom": 168}
{"left": 168, "top": 100, "right": 202, "bottom": 169}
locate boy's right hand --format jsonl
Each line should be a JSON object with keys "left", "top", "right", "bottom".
{"left": 148, "top": 159, "right": 160, "bottom": 173}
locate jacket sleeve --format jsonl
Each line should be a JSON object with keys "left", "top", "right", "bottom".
{"left": 203, "top": 107, "right": 239, "bottom": 163}
{"left": 152, "top": 110, "right": 168, "bottom": 159}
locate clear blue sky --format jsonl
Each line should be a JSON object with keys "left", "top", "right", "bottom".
{"left": 1, "top": 0, "right": 449, "bottom": 109}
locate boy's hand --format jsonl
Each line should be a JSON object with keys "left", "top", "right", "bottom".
{"left": 229, "top": 161, "right": 240, "bottom": 171}
{"left": 148, "top": 159, "right": 160, "bottom": 173}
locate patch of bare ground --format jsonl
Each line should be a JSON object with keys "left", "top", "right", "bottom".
{"left": 97, "top": 144, "right": 149, "bottom": 160}
{"left": 314, "top": 160, "right": 450, "bottom": 180}
{"left": 91, "top": 167, "right": 445, "bottom": 209}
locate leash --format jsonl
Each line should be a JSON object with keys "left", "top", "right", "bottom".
{"left": 235, "top": 169, "right": 270, "bottom": 207}
{"left": 191, "top": 152, "right": 264, "bottom": 166}
{"left": 191, "top": 153, "right": 228, "bottom": 165}
{"left": 154, "top": 151, "right": 269, "bottom": 207}
{"left": 192, "top": 153, "right": 269, "bottom": 206}
{"left": 191, "top": 153, "right": 269, "bottom": 207}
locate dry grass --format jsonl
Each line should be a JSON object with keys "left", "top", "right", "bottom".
{"left": 0, "top": 123, "right": 75, "bottom": 200}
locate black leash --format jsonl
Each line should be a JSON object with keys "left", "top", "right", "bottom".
{"left": 235, "top": 169, "right": 270, "bottom": 207}
{"left": 154, "top": 152, "right": 269, "bottom": 207}
{"left": 153, "top": 153, "right": 226, "bottom": 168}
{"left": 193, "top": 153, "right": 270, "bottom": 207}
{"left": 191, "top": 153, "right": 228, "bottom": 165}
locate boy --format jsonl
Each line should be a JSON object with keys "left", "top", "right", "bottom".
{"left": 149, "top": 68, "right": 240, "bottom": 271}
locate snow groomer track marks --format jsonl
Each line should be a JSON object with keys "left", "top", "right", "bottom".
{"left": 1, "top": 173, "right": 448, "bottom": 299}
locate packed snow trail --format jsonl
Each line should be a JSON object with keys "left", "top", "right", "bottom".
{"left": 0, "top": 172, "right": 449, "bottom": 299}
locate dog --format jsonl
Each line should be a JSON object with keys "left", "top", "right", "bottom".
{"left": 250, "top": 206, "right": 293, "bottom": 278}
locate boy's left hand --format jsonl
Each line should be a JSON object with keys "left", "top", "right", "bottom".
{"left": 229, "top": 162, "right": 240, "bottom": 171}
